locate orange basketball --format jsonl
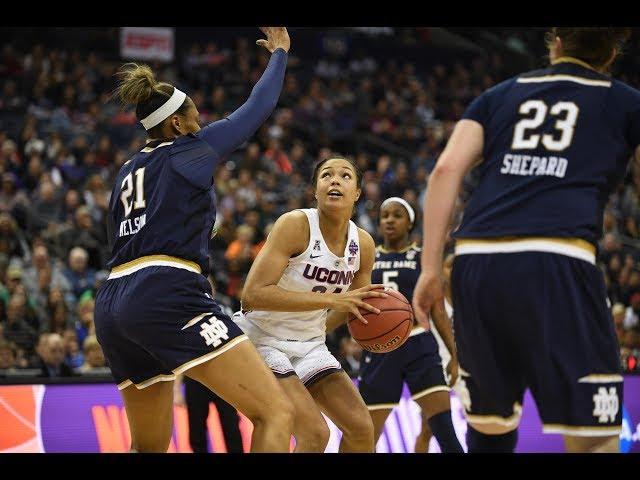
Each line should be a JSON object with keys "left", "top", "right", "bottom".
{"left": 347, "top": 287, "right": 413, "bottom": 353}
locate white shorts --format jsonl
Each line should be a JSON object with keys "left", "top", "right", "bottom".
{"left": 233, "top": 312, "right": 342, "bottom": 386}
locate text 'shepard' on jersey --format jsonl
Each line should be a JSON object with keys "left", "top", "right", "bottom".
{"left": 454, "top": 61, "right": 640, "bottom": 246}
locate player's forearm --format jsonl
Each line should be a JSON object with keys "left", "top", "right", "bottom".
{"left": 242, "top": 285, "right": 333, "bottom": 312}
{"left": 430, "top": 307, "right": 457, "bottom": 359}
{"left": 247, "top": 49, "right": 288, "bottom": 110}
{"left": 326, "top": 310, "right": 349, "bottom": 333}
{"left": 197, "top": 49, "right": 288, "bottom": 156}
{"left": 422, "top": 162, "right": 464, "bottom": 273}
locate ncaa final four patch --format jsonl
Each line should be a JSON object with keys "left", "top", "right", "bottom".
{"left": 349, "top": 240, "right": 358, "bottom": 256}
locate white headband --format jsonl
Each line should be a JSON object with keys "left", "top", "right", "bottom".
{"left": 140, "top": 87, "right": 187, "bottom": 130}
{"left": 381, "top": 197, "right": 415, "bottom": 225}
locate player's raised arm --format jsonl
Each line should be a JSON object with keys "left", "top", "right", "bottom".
{"left": 241, "top": 212, "right": 386, "bottom": 321}
{"left": 196, "top": 27, "right": 289, "bottom": 158}
{"left": 326, "top": 228, "right": 377, "bottom": 332}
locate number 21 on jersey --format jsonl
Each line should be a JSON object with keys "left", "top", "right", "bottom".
{"left": 120, "top": 167, "right": 146, "bottom": 217}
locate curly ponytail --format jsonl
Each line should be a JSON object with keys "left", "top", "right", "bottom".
{"left": 113, "top": 63, "right": 190, "bottom": 137}
{"left": 115, "top": 63, "right": 158, "bottom": 106}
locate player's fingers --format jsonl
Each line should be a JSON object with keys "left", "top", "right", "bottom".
{"left": 259, "top": 26, "right": 269, "bottom": 35}
{"left": 355, "top": 284, "right": 388, "bottom": 297}
{"left": 356, "top": 300, "right": 380, "bottom": 315}
{"left": 350, "top": 307, "right": 368, "bottom": 324}
{"left": 413, "top": 301, "right": 430, "bottom": 329}
{"left": 358, "top": 290, "right": 388, "bottom": 299}
{"left": 354, "top": 283, "right": 384, "bottom": 292}
{"left": 256, "top": 39, "right": 269, "bottom": 48}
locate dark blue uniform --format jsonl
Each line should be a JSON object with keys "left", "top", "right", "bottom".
{"left": 358, "top": 244, "right": 449, "bottom": 407}
{"left": 451, "top": 59, "right": 640, "bottom": 435}
{"left": 95, "top": 49, "right": 288, "bottom": 390}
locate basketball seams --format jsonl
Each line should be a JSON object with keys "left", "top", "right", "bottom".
{"left": 349, "top": 318, "right": 412, "bottom": 342}
{"left": 358, "top": 307, "right": 414, "bottom": 317}
{"left": 346, "top": 287, "right": 414, "bottom": 353}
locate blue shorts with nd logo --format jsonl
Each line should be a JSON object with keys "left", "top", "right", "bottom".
{"left": 452, "top": 250, "right": 623, "bottom": 436}
{"left": 95, "top": 264, "right": 246, "bottom": 390}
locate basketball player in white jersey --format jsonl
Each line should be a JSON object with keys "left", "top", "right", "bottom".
{"left": 235, "top": 157, "right": 385, "bottom": 452}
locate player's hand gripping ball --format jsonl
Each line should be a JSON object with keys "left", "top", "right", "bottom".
{"left": 348, "top": 287, "right": 413, "bottom": 353}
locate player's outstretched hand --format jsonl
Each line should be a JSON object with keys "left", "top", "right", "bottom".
{"left": 412, "top": 270, "right": 445, "bottom": 330}
{"left": 446, "top": 357, "right": 459, "bottom": 388}
{"left": 256, "top": 27, "right": 290, "bottom": 53}
{"left": 331, "top": 284, "right": 389, "bottom": 325}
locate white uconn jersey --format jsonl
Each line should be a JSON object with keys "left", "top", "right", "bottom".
{"left": 243, "top": 209, "right": 361, "bottom": 341}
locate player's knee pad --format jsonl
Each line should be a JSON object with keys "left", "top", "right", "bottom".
{"left": 466, "top": 425, "right": 518, "bottom": 453}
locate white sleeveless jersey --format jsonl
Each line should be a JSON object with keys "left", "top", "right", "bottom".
{"left": 243, "top": 209, "right": 361, "bottom": 341}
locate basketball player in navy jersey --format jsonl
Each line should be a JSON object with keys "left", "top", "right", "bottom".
{"left": 413, "top": 28, "right": 638, "bottom": 453}
{"left": 236, "top": 157, "right": 387, "bottom": 452}
{"left": 94, "top": 27, "right": 296, "bottom": 452}
{"left": 356, "top": 197, "right": 463, "bottom": 453}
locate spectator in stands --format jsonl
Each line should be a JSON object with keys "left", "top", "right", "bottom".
{"left": 59, "top": 207, "right": 107, "bottom": 270}
{"left": 0, "top": 212, "right": 29, "bottom": 261}
{"left": 613, "top": 303, "right": 627, "bottom": 345}
{"left": 63, "top": 247, "right": 96, "bottom": 300}
{"left": 624, "top": 293, "right": 640, "bottom": 330}
{"left": 3, "top": 293, "right": 38, "bottom": 358}
{"left": 27, "top": 181, "right": 62, "bottom": 233}
{"left": 22, "top": 244, "right": 71, "bottom": 302}
{"left": 77, "top": 334, "right": 106, "bottom": 372}
{"left": 62, "top": 328, "right": 83, "bottom": 369}
{"left": 30, "top": 332, "right": 74, "bottom": 377}
{"left": 4, "top": 266, "right": 40, "bottom": 330}
{"left": 42, "top": 287, "right": 71, "bottom": 334}
{"left": 224, "top": 225, "right": 257, "bottom": 295}
{"left": 83, "top": 174, "right": 109, "bottom": 224}
{"left": 0, "top": 339, "right": 18, "bottom": 370}
{"left": 74, "top": 295, "right": 95, "bottom": 347}
{"left": 622, "top": 327, "right": 640, "bottom": 353}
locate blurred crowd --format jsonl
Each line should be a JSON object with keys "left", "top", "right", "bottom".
{"left": 0, "top": 29, "right": 639, "bottom": 379}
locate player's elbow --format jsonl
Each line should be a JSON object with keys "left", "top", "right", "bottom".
{"left": 240, "top": 287, "right": 257, "bottom": 311}
{"left": 241, "top": 283, "right": 268, "bottom": 311}
{"left": 429, "top": 159, "right": 463, "bottom": 183}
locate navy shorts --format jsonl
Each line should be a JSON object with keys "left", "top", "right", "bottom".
{"left": 358, "top": 330, "right": 449, "bottom": 409}
{"left": 95, "top": 266, "right": 246, "bottom": 390}
{"left": 452, "top": 251, "right": 623, "bottom": 436}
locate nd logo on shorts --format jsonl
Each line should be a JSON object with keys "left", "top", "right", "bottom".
{"left": 199, "top": 316, "right": 230, "bottom": 348}
{"left": 592, "top": 386, "right": 619, "bottom": 423}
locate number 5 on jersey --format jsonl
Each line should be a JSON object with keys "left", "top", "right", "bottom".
{"left": 121, "top": 167, "right": 146, "bottom": 217}
{"left": 382, "top": 271, "right": 399, "bottom": 291}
